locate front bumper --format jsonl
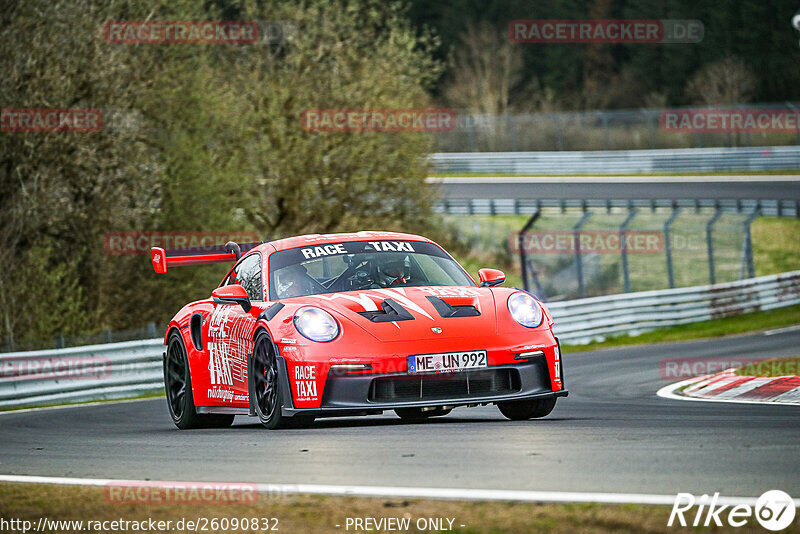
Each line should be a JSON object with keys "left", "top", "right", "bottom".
{"left": 281, "top": 355, "right": 567, "bottom": 418}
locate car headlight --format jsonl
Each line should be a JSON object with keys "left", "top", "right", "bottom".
{"left": 508, "top": 292, "right": 543, "bottom": 328}
{"left": 293, "top": 307, "right": 339, "bottom": 342}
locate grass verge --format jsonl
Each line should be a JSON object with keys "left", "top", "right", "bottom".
{"left": 0, "top": 482, "right": 786, "bottom": 534}
{"left": 563, "top": 304, "right": 800, "bottom": 353}
{"left": 752, "top": 217, "right": 800, "bottom": 277}
{"left": 0, "top": 392, "right": 164, "bottom": 413}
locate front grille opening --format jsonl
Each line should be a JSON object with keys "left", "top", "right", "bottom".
{"left": 369, "top": 369, "right": 520, "bottom": 402}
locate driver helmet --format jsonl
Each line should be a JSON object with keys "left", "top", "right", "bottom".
{"left": 276, "top": 264, "right": 313, "bottom": 298}
{"left": 379, "top": 254, "right": 410, "bottom": 285}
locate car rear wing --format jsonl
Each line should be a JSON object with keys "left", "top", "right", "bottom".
{"left": 150, "top": 241, "right": 260, "bottom": 274}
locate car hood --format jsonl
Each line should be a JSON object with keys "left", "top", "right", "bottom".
{"left": 286, "top": 286, "right": 500, "bottom": 342}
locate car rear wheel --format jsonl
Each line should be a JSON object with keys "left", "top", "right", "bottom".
{"left": 395, "top": 407, "right": 452, "bottom": 421}
{"left": 165, "top": 332, "right": 234, "bottom": 429}
{"left": 251, "top": 332, "right": 314, "bottom": 430}
{"left": 497, "top": 398, "right": 556, "bottom": 420}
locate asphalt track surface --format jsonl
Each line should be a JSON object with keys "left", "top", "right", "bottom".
{"left": 432, "top": 176, "right": 800, "bottom": 201}
{"left": 1, "top": 330, "right": 798, "bottom": 497}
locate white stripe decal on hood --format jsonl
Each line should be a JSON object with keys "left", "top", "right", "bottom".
{"left": 374, "top": 288, "right": 434, "bottom": 320}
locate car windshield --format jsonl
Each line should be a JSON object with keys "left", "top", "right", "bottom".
{"left": 269, "top": 240, "right": 475, "bottom": 300}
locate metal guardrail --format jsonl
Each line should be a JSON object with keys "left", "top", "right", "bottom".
{"left": 0, "top": 339, "right": 164, "bottom": 409}
{"left": 0, "top": 270, "right": 798, "bottom": 409}
{"left": 549, "top": 270, "right": 800, "bottom": 345}
{"left": 431, "top": 146, "right": 800, "bottom": 174}
{"left": 435, "top": 198, "right": 800, "bottom": 218}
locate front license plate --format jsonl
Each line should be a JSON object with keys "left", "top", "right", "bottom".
{"left": 407, "top": 350, "right": 488, "bottom": 374}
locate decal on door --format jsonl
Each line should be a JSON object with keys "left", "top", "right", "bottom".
{"left": 207, "top": 305, "right": 250, "bottom": 388}
{"left": 207, "top": 306, "right": 233, "bottom": 386}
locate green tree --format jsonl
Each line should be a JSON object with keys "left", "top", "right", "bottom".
{"left": 1, "top": 0, "right": 442, "bottom": 346}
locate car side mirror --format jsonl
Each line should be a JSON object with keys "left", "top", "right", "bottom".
{"left": 478, "top": 268, "right": 506, "bottom": 287}
{"left": 212, "top": 285, "right": 252, "bottom": 312}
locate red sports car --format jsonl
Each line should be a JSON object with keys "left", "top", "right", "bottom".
{"left": 152, "top": 231, "right": 566, "bottom": 430}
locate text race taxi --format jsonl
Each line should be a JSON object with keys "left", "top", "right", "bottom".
{"left": 152, "top": 231, "right": 566, "bottom": 429}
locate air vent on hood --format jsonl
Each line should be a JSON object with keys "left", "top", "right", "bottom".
{"left": 426, "top": 296, "right": 481, "bottom": 318}
{"left": 358, "top": 298, "right": 414, "bottom": 322}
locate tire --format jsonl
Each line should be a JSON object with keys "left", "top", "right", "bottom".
{"left": 497, "top": 398, "right": 556, "bottom": 421}
{"left": 250, "top": 331, "right": 315, "bottom": 430}
{"left": 395, "top": 407, "right": 452, "bottom": 421}
{"left": 164, "top": 331, "right": 234, "bottom": 429}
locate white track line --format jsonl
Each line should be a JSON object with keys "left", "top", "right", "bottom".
{"left": 428, "top": 175, "right": 800, "bottom": 184}
{"left": 0, "top": 474, "right": 786, "bottom": 507}
{"left": 656, "top": 378, "right": 800, "bottom": 406}
{"left": 763, "top": 324, "right": 800, "bottom": 336}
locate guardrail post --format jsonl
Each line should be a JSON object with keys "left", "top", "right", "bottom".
{"left": 739, "top": 207, "right": 761, "bottom": 279}
{"left": 706, "top": 205, "right": 723, "bottom": 285}
{"left": 147, "top": 322, "right": 157, "bottom": 338}
{"left": 664, "top": 205, "right": 681, "bottom": 289}
{"left": 620, "top": 207, "right": 638, "bottom": 293}
{"left": 573, "top": 210, "right": 593, "bottom": 299}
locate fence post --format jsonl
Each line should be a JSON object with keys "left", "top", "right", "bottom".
{"left": 646, "top": 110, "right": 657, "bottom": 149}
{"left": 740, "top": 207, "right": 761, "bottom": 279}
{"left": 664, "top": 205, "right": 681, "bottom": 289}
{"left": 553, "top": 113, "right": 564, "bottom": 150}
{"left": 706, "top": 205, "right": 723, "bottom": 285}
{"left": 600, "top": 112, "right": 611, "bottom": 150}
{"left": 620, "top": 207, "right": 639, "bottom": 293}
{"left": 518, "top": 210, "right": 541, "bottom": 292}
{"left": 467, "top": 115, "right": 477, "bottom": 152}
{"left": 573, "top": 210, "right": 593, "bottom": 299}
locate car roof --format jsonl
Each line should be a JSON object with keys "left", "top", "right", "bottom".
{"left": 260, "top": 231, "right": 435, "bottom": 253}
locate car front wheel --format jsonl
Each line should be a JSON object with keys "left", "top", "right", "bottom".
{"left": 250, "top": 332, "right": 314, "bottom": 430}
